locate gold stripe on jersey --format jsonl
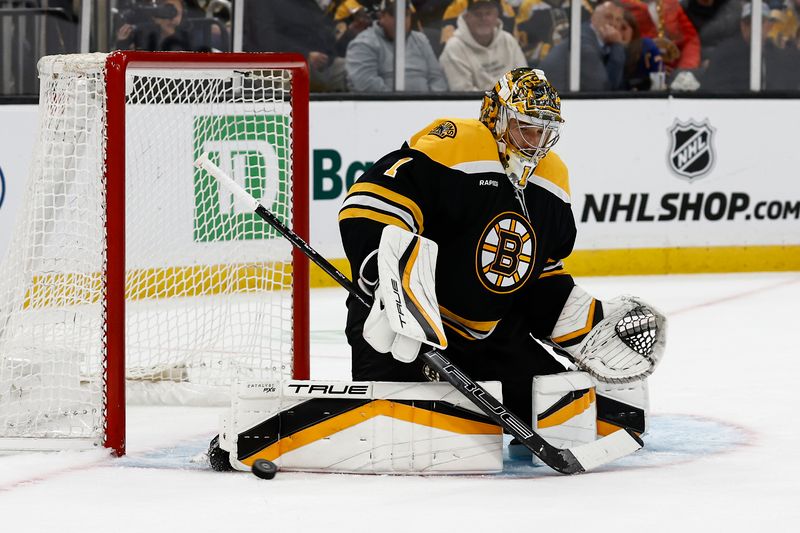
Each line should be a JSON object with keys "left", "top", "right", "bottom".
{"left": 551, "top": 298, "right": 597, "bottom": 344}
{"left": 409, "top": 118, "right": 504, "bottom": 174}
{"left": 339, "top": 182, "right": 425, "bottom": 233}
{"left": 347, "top": 182, "right": 424, "bottom": 231}
{"left": 531, "top": 151, "right": 571, "bottom": 203}
{"left": 539, "top": 269, "right": 570, "bottom": 279}
{"left": 403, "top": 238, "right": 448, "bottom": 347}
{"left": 338, "top": 207, "right": 413, "bottom": 232}
{"left": 440, "top": 305, "right": 499, "bottom": 340}
{"left": 539, "top": 258, "right": 569, "bottom": 279}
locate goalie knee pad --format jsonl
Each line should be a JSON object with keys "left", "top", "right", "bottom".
{"left": 529, "top": 372, "right": 649, "bottom": 458}
{"left": 218, "top": 380, "right": 504, "bottom": 474}
{"left": 595, "top": 378, "right": 649, "bottom": 437}
{"left": 533, "top": 371, "right": 597, "bottom": 450}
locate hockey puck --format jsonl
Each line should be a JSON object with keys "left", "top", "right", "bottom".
{"left": 251, "top": 459, "right": 278, "bottom": 480}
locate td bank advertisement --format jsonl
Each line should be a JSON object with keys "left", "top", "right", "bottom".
{"left": 1, "top": 99, "right": 798, "bottom": 276}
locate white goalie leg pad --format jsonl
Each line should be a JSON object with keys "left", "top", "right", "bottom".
{"left": 595, "top": 377, "right": 650, "bottom": 437}
{"left": 364, "top": 226, "right": 447, "bottom": 363}
{"left": 220, "top": 380, "right": 503, "bottom": 474}
{"left": 532, "top": 371, "right": 597, "bottom": 450}
{"left": 550, "top": 286, "right": 667, "bottom": 383}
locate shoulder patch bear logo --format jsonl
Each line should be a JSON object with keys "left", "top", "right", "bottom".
{"left": 429, "top": 121, "right": 457, "bottom": 139}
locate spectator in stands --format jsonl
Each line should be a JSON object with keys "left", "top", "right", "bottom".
{"left": 769, "top": 0, "right": 800, "bottom": 49}
{"left": 439, "top": 0, "right": 527, "bottom": 90}
{"left": 539, "top": 0, "right": 627, "bottom": 91}
{"left": 700, "top": 2, "right": 800, "bottom": 91}
{"left": 515, "top": 0, "right": 592, "bottom": 67}
{"left": 683, "top": 0, "right": 743, "bottom": 63}
{"left": 620, "top": 0, "right": 701, "bottom": 72}
{"left": 413, "top": 0, "right": 455, "bottom": 28}
{"left": 412, "top": 0, "right": 455, "bottom": 56}
{"left": 346, "top": 0, "right": 449, "bottom": 91}
{"left": 620, "top": 7, "right": 665, "bottom": 89}
{"left": 243, "top": 0, "right": 347, "bottom": 92}
{"left": 331, "top": 0, "right": 378, "bottom": 56}
{"left": 439, "top": 0, "right": 517, "bottom": 43}
{"left": 192, "top": 0, "right": 230, "bottom": 51}
{"left": 115, "top": 0, "right": 194, "bottom": 51}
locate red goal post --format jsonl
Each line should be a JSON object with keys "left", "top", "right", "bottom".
{"left": 0, "top": 52, "right": 310, "bottom": 456}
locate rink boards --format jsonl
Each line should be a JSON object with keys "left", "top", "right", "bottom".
{"left": 1, "top": 98, "right": 798, "bottom": 280}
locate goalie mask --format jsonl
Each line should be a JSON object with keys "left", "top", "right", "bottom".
{"left": 480, "top": 68, "right": 564, "bottom": 190}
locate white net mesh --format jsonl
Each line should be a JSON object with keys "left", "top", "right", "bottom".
{"left": 0, "top": 53, "right": 303, "bottom": 448}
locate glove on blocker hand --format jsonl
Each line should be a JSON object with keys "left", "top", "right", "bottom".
{"left": 363, "top": 226, "right": 447, "bottom": 363}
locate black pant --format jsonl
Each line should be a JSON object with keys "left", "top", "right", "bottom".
{"left": 345, "top": 298, "right": 566, "bottom": 425}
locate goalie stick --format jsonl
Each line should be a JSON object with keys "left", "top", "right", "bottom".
{"left": 195, "top": 153, "right": 643, "bottom": 475}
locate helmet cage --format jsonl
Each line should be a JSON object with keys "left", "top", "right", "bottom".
{"left": 502, "top": 108, "right": 561, "bottom": 166}
{"left": 479, "top": 69, "right": 564, "bottom": 190}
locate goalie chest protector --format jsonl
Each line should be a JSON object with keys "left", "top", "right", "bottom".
{"left": 339, "top": 118, "right": 576, "bottom": 340}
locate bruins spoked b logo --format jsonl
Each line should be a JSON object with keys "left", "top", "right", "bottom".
{"left": 476, "top": 212, "right": 536, "bottom": 294}
{"left": 668, "top": 119, "right": 715, "bottom": 180}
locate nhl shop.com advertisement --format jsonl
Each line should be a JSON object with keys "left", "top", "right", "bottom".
{"left": 559, "top": 100, "right": 799, "bottom": 253}
{"left": 0, "top": 99, "right": 798, "bottom": 273}
{"left": 581, "top": 120, "right": 798, "bottom": 224}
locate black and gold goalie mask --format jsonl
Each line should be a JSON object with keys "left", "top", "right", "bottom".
{"left": 479, "top": 68, "right": 564, "bottom": 190}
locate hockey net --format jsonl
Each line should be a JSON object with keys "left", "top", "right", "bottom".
{"left": 0, "top": 52, "right": 310, "bottom": 454}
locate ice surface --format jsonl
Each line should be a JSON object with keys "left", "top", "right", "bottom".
{"left": 1, "top": 273, "right": 799, "bottom": 531}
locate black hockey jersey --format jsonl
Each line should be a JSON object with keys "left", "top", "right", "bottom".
{"left": 339, "top": 118, "right": 577, "bottom": 343}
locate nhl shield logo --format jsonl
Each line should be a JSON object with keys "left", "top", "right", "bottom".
{"left": 668, "top": 120, "right": 715, "bottom": 180}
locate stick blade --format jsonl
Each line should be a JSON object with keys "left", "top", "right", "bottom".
{"left": 568, "top": 428, "right": 643, "bottom": 472}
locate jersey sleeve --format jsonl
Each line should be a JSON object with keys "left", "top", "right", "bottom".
{"left": 338, "top": 147, "right": 435, "bottom": 291}
{"left": 522, "top": 262, "right": 576, "bottom": 340}
{"left": 520, "top": 151, "right": 578, "bottom": 339}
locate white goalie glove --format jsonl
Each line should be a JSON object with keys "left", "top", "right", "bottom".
{"left": 362, "top": 226, "right": 448, "bottom": 363}
{"left": 549, "top": 287, "right": 667, "bottom": 383}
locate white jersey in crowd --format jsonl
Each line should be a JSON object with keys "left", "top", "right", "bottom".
{"left": 439, "top": 13, "right": 528, "bottom": 91}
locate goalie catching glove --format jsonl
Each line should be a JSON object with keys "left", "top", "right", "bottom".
{"left": 549, "top": 286, "right": 667, "bottom": 383}
{"left": 363, "top": 226, "right": 448, "bottom": 363}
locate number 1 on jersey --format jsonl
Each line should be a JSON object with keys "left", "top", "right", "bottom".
{"left": 384, "top": 157, "right": 413, "bottom": 178}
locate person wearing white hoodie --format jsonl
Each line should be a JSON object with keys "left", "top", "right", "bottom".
{"left": 439, "top": 0, "right": 527, "bottom": 91}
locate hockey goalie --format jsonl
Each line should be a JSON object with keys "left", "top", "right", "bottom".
{"left": 210, "top": 68, "right": 666, "bottom": 474}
